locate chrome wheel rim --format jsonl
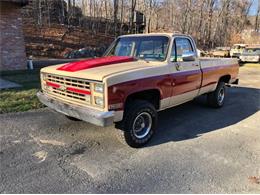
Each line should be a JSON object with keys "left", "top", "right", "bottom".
{"left": 218, "top": 88, "right": 225, "bottom": 104}
{"left": 132, "top": 112, "right": 152, "bottom": 139}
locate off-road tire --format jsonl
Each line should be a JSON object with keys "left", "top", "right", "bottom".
{"left": 116, "top": 100, "right": 158, "bottom": 148}
{"left": 207, "top": 81, "right": 226, "bottom": 108}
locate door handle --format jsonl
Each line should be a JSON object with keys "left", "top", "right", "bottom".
{"left": 176, "top": 63, "right": 181, "bottom": 71}
{"left": 192, "top": 63, "right": 199, "bottom": 67}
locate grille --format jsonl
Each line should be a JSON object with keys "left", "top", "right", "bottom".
{"left": 44, "top": 74, "right": 91, "bottom": 105}
{"left": 47, "top": 74, "right": 90, "bottom": 89}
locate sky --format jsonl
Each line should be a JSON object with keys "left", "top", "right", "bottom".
{"left": 249, "top": 0, "right": 259, "bottom": 15}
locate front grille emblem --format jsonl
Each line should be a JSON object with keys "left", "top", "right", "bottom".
{"left": 59, "top": 85, "right": 66, "bottom": 91}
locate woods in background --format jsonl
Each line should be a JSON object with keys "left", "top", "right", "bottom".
{"left": 23, "top": 0, "right": 259, "bottom": 49}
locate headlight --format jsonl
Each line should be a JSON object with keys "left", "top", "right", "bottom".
{"left": 94, "top": 96, "right": 104, "bottom": 106}
{"left": 94, "top": 83, "right": 104, "bottom": 93}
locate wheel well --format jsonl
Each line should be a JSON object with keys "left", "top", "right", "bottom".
{"left": 219, "top": 75, "right": 231, "bottom": 83}
{"left": 124, "top": 89, "right": 161, "bottom": 110}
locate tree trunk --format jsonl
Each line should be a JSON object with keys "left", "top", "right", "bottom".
{"left": 130, "top": 0, "right": 136, "bottom": 33}
{"left": 114, "top": 0, "right": 119, "bottom": 36}
{"left": 255, "top": 4, "right": 260, "bottom": 31}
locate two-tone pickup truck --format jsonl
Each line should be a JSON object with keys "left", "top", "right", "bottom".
{"left": 37, "top": 33, "right": 239, "bottom": 147}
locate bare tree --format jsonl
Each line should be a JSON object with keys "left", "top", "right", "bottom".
{"left": 130, "top": 0, "right": 137, "bottom": 33}
{"left": 255, "top": 1, "right": 260, "bottom": 31}
{"left": 23, "top": 0, "right": 258, "bottom": 48}
{"left": 114, "top": 0, "right": 119, "bottom": 35}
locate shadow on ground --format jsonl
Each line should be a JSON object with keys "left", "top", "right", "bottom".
{"left": 147, "top": 86, "right": 260, "bottom": 147}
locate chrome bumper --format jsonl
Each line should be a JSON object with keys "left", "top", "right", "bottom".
{"left": 37, "top": 92, "right": 115, "bottom": 127}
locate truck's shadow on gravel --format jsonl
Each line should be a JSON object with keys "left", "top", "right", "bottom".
{"left": 147, "top": 86, "right": 260, "bottom": 147}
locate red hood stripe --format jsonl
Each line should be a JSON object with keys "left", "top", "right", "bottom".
{"left": 57, "top": 56, "right": 136, "bottom": 72}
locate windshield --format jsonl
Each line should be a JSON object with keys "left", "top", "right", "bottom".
{"left": 105, "top": 36, "right": 169, "bottom": 61}
{"left": 232, "top": 45, "right": 246, "bottom": 50}
{"left": 243, "top": 48, "right": 260, "bottom": 54}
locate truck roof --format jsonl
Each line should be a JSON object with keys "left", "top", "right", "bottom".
{"left": 119, "top": 32, "right": 189, "bottom": 38}
{"left": 233, "top": 44, "right": 247, "bottom": 46}
{"left": 246, "top": 44, "right": 260, "bottom": 49}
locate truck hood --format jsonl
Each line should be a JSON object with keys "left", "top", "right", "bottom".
{"left": 41, "top": 56, "right": 159, "bottom": 81}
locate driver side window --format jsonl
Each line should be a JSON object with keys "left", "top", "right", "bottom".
{"left": 171, "top": 37, "right": 194, "bottom": 62}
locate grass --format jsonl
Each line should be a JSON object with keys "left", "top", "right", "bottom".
{"left": 0, "top": 69, "right": 45, "bottom": 114}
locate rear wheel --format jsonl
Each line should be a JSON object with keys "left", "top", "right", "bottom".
{"left": 207, "top": 81, "right": 226, "bottom": 108}
{"left": 117, "top": 100, "right": 158, "bottom": 148}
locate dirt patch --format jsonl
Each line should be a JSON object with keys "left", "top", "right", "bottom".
{"left": 249, "top": 176, "right": 260, "bottom": 184}
{"left": 39, "top": 139, "right": 66, "bottom": 146}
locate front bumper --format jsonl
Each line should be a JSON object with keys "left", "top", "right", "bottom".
{"left": 37, "top": 91, "right": 115, "bottom": 127}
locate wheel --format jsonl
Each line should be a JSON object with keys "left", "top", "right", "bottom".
{"left": 65, "top": 115, "right": 81, "bottom": 121}
{"left": 207, "top": 81, "right": 226, "bottom": 108}
{"left": 117, "top": 100, "right": 158, "bottom": 148}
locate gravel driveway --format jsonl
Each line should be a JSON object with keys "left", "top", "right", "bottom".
{"left": 0, "top": 64, "right": 260, "bottom": 193}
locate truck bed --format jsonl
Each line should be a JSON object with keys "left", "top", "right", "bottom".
{"left": 199, "top": 57, "right": 238, "bottom": 68}
{"left": 199, "top": 57, "right": 239, "bottom": 92}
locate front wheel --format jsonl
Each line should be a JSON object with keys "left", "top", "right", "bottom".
{"left": 117, "top": 100, "right": 158, "bottom": 148}
{"left": 207, "top": 81, "right": 226, "bottom": 108}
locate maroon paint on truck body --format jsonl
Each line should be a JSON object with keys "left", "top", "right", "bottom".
{"left": 201, "top": 64, "right": 239, "bottom": 88}
{"left": 108, "top": 69, "right": 202, "bottom": 110}
{"left": 107, "top": 63, "right": 238, "bottom": 111}
{"left": 108, "top": 74, "right": 172, "bottom": 110}
{"left": 171, "top": 69, "right": 202, "bottom": 96}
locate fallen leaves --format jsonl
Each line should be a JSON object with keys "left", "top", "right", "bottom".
{"left": 249, "top": 176, "right": 260, "bottom": 184}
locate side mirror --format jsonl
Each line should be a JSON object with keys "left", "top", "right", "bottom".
{"left": 182, "top": 52, "right": 196, "bottom": 62}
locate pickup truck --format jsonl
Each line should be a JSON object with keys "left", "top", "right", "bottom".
{"left": 239, "top": 46, "right": 260, "bottom": 63}
{"left": 212, "top": 47, "right": 230, "bottom": 58}
{"left": 37, "top": 33, "right": 239, "bottom": 147}
{"left": 230, "top": 44, "right": 247, "bottom": 58}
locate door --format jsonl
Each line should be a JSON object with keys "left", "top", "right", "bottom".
{"left": 169, "top": 36, "right": 202, "bottom": 106}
